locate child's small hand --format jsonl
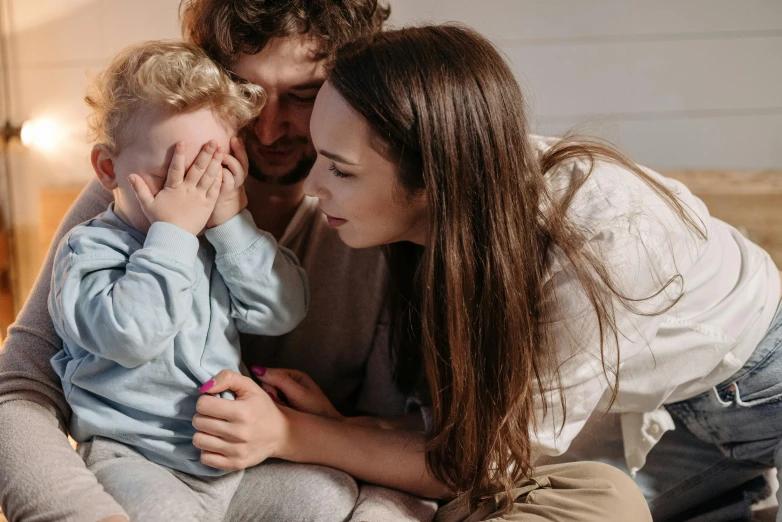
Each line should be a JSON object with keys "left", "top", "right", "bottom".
{"left": 207, "top": 137, "right": 249, "bottom": 229}
{"left": 130, "top": 140, "right": 223, "bottom": 236}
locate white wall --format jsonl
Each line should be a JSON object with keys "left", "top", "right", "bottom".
{"left": 388, "top": 0, "right": 782, "bottom": 171}
{"left": 0, "top": 0, "right": 181, "bottom": 297}
{"left": 0, "top": 0, "right": 779, "bottom": 296}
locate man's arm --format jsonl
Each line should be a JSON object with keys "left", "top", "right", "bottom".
{"left": 0, "top": 180, "right": 128, "bottom": 522}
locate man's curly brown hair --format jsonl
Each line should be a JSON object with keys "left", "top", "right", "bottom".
{"left": 180, "top": 0, "right": 390, "bottom": 67}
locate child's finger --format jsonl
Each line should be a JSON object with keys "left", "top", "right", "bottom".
{"left": 221, "top": 154, "right": 246, "bottom": 186}
{"left": 165, "top": 142, "right": 186, "bottom": 187}
{"left": 230, "top": 136, "right": 249, "bottom": 173}
{"left": 185, "top": 140, "right": 217, "bottom": 186}
{"left": 206, "top": 168, "right": 222, "bottom": 200}
{"left": 222, "top": 168, "right": 233, "bottom": 189}
{"left": 198, "top": 149, "right": 224, "bottom": 191}
{"left": 128, "top": 174, "right": 154, "bottom": 208}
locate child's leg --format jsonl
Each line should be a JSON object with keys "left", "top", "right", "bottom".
{"left": 77, "top": 437, "right": 212, "bottom": 522}
{"left": 173, "top": 467, "right": 244, "bottom": 521}
{"left": 224, "top": 458, "right": 358, "bottom": 521}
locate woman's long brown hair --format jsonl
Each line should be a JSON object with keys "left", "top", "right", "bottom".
{"left": 329, "top": 25, "right": 704, "bottom": 510}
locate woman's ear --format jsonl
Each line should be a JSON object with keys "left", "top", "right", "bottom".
{"left": 91, "top": 144, "right": 118, "bottom": 190}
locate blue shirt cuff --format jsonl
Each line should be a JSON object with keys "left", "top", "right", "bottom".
{"left": 143, "top": 222, "right": 200, "bottom": 266}
{"left": 204, "top": 209, "right": 271, "bottom": 258}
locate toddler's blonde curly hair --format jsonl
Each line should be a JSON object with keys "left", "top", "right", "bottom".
{"left": 86, "top": 40, "right": 266, "bottom": 153}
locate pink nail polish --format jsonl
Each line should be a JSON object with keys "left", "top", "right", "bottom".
{"left": 199, "top": 379, "right": 215, "bottom": 393}
{"left": 251, "top": 366, "right": 267, "bottom": 377}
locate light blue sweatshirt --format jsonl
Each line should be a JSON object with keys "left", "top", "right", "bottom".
{"left": 49, "top": 204, "right": 309, "bottom": 476}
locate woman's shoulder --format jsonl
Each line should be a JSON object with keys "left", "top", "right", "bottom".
{"left": 533, "top": 136, "right": 706, "bottom": 239}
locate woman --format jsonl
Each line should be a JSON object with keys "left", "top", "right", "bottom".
{"left": 202, "top": 23, "right": 782, "bottom": 520}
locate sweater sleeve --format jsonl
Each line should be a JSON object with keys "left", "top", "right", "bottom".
{"left": 0, "top": 180, "right": 128, "bottom": 521}
{"left": 48, "top": 221, "right": 199, "bottom": 368}
{"left": 205, "top": 209, "right": 309, "bottom": 336}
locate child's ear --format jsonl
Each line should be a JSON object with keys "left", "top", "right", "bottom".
{"left": 91, "top": 144, "right": 118, "bottom": 190}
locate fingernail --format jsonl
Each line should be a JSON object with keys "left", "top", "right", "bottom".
{"left": 266, "top": 390, "right": 279, "bottom": 402}
{"left": 199, "top": 379, "right": 215, "bottom": 393}
{"left": 251, "top": 366, "right": 266, "bottom": 377}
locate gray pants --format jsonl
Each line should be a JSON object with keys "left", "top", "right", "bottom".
{"left": 78, "top": 438, "right": 647, "bottom": 522}
{"left": 78, "top": 437, "right": 244, "bottom": 521}
{"left": 77, "top": 437, "right": 367, "bottom": 522}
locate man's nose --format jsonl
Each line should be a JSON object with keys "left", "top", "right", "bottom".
{"left": 254, "top": 100, "right": 287, "bottom": 145}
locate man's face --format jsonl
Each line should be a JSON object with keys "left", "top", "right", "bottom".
{"left": 232, "top": 35, "right": 328, "bottom": 185}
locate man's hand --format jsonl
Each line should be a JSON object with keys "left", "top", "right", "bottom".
{"left": 207, "top": 136, "right": 250, "bottom": 228}
{"left": 129, "top": 140, "right": 222, "bottom": 236}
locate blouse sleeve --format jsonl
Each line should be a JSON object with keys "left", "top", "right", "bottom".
{"left": 533, "top": 163, "right": 704, "bottom": 456}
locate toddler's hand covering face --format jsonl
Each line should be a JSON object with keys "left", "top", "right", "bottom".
{"left": 129, "top": 140, "right": 223, "bottom": 236}
{"left": 207, "top": 136, "right": 251, "bottom": 229}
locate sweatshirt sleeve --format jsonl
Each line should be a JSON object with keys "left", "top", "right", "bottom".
{"left": 0, "top": 179, "right": 128, "bottom": 521}
{"left": 48, "top": 221, "right": 200, "bottom": 368}
{"left": 205, "top": 209, "right": 309, "bottom": 336}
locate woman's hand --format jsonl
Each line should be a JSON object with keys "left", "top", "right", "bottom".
{"left": 250, "top": 366, "right": 344, "bottom": 421}
{"left": 192, "top": 369, "right": 289, "bottom": 471}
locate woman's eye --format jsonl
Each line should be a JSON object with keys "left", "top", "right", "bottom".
{"left": 328, "top": 163, "right": 351, "bottom": 179}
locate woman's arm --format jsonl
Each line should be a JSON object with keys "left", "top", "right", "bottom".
{"left": 283, "top": 408, "right": 451, "bottom": 499}
{"left": 0, "top": 180, "right": 128, "bottom": 522}
{"left": 192, "top": 370, "right": 453, "bottom": 500}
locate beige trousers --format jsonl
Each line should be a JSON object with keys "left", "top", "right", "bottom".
{"left": 435, "top": 462, "right": 652, "bottom": 522}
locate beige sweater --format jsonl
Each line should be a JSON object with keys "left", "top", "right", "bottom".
{"left": 0, "top": 179, "right": 422, "bottom": 521}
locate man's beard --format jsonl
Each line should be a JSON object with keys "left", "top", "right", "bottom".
{"left": 247, "top": 152, "right": 317, "bottom": 186}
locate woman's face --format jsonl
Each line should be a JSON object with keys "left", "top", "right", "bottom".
{"left": 304, "top": 81, "right": 428, "bottom": 249}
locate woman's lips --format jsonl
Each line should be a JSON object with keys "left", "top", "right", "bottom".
{"left": 323, "top": 212, "right": 347, "bottom": 228}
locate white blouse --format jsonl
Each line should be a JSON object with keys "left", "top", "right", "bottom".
{"left": 531, "top": 136, "right": 781, "bottom": 474}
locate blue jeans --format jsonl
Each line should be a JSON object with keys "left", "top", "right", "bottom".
{"left": 665, "top": 301, "right": 782, "bottom": 521}
{"left": 544, "top": 302, "right": 782, "bottom": 521}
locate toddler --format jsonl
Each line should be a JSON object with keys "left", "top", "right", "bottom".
{"left": 48, "top": 40, "right": 309, "bottom": 521}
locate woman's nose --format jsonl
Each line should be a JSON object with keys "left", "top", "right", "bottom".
{"left": 303, "top": 159, "right": 329, "bottom": 200}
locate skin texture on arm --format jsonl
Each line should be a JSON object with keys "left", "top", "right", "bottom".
{"left": 283, "top": 408, "right": 452, "bottom": 500}
{"left": 0, "top": 180, "right": 129, "bottom": 521}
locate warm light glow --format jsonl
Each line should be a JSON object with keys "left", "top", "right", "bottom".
{"left": 20, "top": 118, "right": 62, "bottom": 152}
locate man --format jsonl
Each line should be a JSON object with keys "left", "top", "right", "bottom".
{"left": 0, "top": 2, "right": 436, "bottom": 520}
